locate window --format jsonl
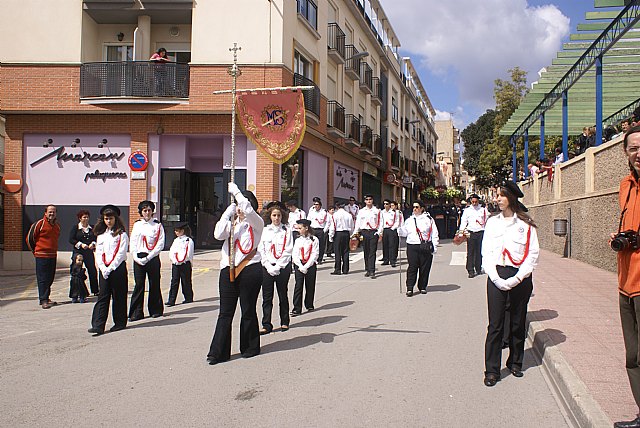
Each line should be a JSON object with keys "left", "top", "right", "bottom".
{"left": 392, "top": 95, "right": 399, "bottom": 123}
{"left": 105, "top": 45, "right": 133, "bottom": 62}
{"left": 294, "top": 51, "right": 313, "bottom": 80}
{"left": 297, "top": 0, "right": 317, "bottom": 30}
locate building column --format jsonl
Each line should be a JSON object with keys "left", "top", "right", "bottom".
{"left": 129, "top": 132, "right": 148, "bottom": 232}
{"left": 255, "top": 150, "right": 280, "bottom": 205}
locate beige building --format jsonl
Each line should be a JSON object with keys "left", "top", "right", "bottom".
{"left": 434, "top": 118, "right": 461, "bottom": 188}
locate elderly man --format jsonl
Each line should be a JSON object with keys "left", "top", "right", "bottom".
{"left": 26, "top": 205, "right": 61, "bottom": 309}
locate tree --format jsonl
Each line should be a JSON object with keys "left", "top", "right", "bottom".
{"left": 461, "top": 109, "right": 496, "bottom": 180}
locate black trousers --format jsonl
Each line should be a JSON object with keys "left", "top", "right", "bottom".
{"left": 73, "top": 249, "right": 99, "bottom": 294}
{"left": 484, "top": 265, "right": 533, "bottom": 376}
{"left": 333, "top": 231, "right": 350, "bottom": 274}
{"left": 261, "top": 264, "right": 291, "bottom": 331}
{"left": 326, "top": 235, "right": 334, "bottom": 256}
{"left": 312, "top": 228, "right": 326, "bottom": 262}
{"left": 382, "top": 229, "right": 399, "bottom": 264}
{"left": 208, "top": 263, "right": 262, "bottom": 361}
{"left": 35, "top": 257, "right": 57, "bottom": 303}
{"left": 293, "top": 264, "right": 317, "bottom": 312}
{"left": 168, "top": 261, "right": 194, "bottom": 305}
{"left": 361, "top": 229, "right": 378, "bottom": 274}
{"left": 466, "top": 231, "right": 484, "bottom": 275}
{"left": 620, "top": 293, "right": 640, "bottom": 408}
{"left": 129, "top": 256, "right": 163, "bottom": 319}
{"left": 406, "top": 244, "right": 433, "bottom": 292}
{"left": 91, "top": 263, "right": 128, "bottom": 332}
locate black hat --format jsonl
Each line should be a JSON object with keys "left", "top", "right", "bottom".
{"left": 175, "top": 222, "right": 189, "bottom": 229}
{"left": 469, "top": 193, "right": 480, "bottom": 200}
{"left": 517, "top": 201, "right": 529, "bottom": 213}
{"left": 312, "top": 196, "right": 322, "bottom": 204}
{"left": 502, "top": 181, "right": 524, "bottom": 198}
{"left": 335, "top": 200, "right": 346, "bottom": 208}
{"left": 241, "top": 190, "right": 259, "bottom": 212}
{"left": 287, "top": 199, "right": 298, "bottom": 207}
{"left": 100, "top": 204, "right": 121, "bottom": 216}
{"left": 138, "top": 200, "right": 155, "bottom": 214}
{"left": 296, "top": 219, "right": 311, "bottom": 227}
{"left": 265, "top": 200, "right": 287, "bottom": 211}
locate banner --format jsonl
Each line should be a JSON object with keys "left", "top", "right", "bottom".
{"left": 237, "top": 91, "right": 306, "bottom": 164}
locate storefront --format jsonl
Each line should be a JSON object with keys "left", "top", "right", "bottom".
{"left": 333, "top": 161, "right": 358, "bottom": 206}
{"left": 362, "top": 163, "right": 382, "bottom": 206}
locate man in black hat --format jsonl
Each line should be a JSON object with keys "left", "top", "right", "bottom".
{"left": 129, "top": 200, "right": 165, "bottom": 320}
{"left": 308, "top": 197, "right": 329, "bottom": 264}
{"left": 459, "top": 193, "right": 489, "bottom": 278}
{"left": 354, "top": 194, "right": 383, "bottom": 279}
{"left": 328, "top": 200, "right": 354, "bottom": 275}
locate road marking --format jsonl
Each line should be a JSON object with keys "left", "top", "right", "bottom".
{"left": 1, "top": 330, "right": 36, "bottom": 340}
{"left": 450, "top": 252, "right": 466, "bottom": 266}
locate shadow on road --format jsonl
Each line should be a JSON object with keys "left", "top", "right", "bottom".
{"left": 168, "top": 304, "right": 219, "bottom": 315}
{"left": 528, "top": 308, "right": 559, "bottom": 322}
{"left": 314, "top": 300, "right": 354, "bottom": 311}
{"left": 426, "top": 284, "right": 461, "bottom": 293}
{"left": 292, "top": 315, "right": 346, "bottom": 328}
{"left": 522, "top": 327, "right": 567, "bottom": 373}
{"left": 127, "top": 316, "right": 198, "bottom": 329}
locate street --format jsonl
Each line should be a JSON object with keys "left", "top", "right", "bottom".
{"left": 0, "top": 242, "right": 570, "bottom": 427}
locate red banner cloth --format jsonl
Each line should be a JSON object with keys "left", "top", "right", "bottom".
{"left": 237, "top": 91, "right": 306, "bottom": 164}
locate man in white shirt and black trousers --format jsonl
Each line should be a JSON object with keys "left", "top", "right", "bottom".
{"left": 381, "top": 199, "right": 402, "bottom": 267}
{"left": 328, "top": 201, "right": 354, "bottom": 275}
{"left": 459, "top": 194, "right": 489, "bottom": 278}
{"left": 354, "top": 194, "right": 383, "bottom": 279}
{"left": 308, "top": 197, "right": 329, "bottom": 264}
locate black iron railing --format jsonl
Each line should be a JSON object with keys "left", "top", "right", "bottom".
{"left": 360, "top": 125, "right": 373, "bottom": 151}
{"left": 345, "top": 114, "right": 361, "bottom": 143}
{"left": 294, "top": 73, "right": 320, "bottom": 117}
{"left": 391, "top": 148, "right": 401, "bottom": 169}
{"left": 371, "top": 77, "right": 383, "bottom": 102}
{"left": 327, "top": 100, "right": 346, "bottom": 134}
{"left": 345, "top": 45, "right": 362, "bottom": 77}
{"left": 327, "top": 23, "right": 346, "bottom": 60}
{"left": 80, "top": 62, "right": 190, "bottom": 98}
{"left": 360, "top": 63, "right": 372, "bottom": 92}
{"left": 410, "top": 160, "right": 418, "bottom": 176}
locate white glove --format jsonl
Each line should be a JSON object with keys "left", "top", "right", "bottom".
{"left": 222, "top": 203, "right": 236, "bottom": 221}
{"left": 102, "top": 269, "right": 111, "bottom": 279}
{"left": 329, "top": 237, "right": 334, "bottom": 243}
{"left": 228, "top": 182, "right": 240, "bottom": 196}
{"left": 432, "top": 245, "right": 437, "bottom": 254}
{"left": 299, "top": 266, "right": 308, "bottom": 274}
{"left": 270, "top": 266, "right": 280, "bottom": 277}
{"left": 504, "top": 276, "right": 520, "bottom": 289}
{"left": 493, "top": 278, "right": 510, "bottom": 291}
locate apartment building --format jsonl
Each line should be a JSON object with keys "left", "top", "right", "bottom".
{"left": 0, "top": 0, "right": 437, "bottom": 269}
{"left": 435, "top": 118, "right": 461, "bottom": 188}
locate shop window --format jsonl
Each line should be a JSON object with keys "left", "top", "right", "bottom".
{"left": 281, "top": 150, "right": 303, "bottom": 207}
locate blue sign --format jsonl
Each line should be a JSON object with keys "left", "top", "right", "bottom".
{"left": 128, "top": 151, "right": 148, "bottom": 171}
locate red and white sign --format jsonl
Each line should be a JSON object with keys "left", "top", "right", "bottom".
{"left": 128, "top": 151, "right": 149, "bottom": 171}
{"left": 1, "top": 172, "right": 23, "bottom": 193}
{"left": 383, "top": 172, "right": 396, "bottom": 184}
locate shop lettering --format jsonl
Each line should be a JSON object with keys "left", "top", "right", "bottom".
{"left": 84, "top": 170, "right": 128, "bottom": 183}
{"left": 30, "top": 146, "right": 126, "bottom": 167}
{"left": 336, "top": 176, "right": 355, "bottom": 191}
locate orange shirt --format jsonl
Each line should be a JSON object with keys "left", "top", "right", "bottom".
{"left": 26, "top": 216, "right": 60, "bottom": 258}
{"left": 617, "top": 173, "right": 640, "bottom": 297}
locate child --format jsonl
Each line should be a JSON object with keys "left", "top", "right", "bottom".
{"left": 69, "top": 253, "right": 88, "bottom": 303}
{"left": 291, "top": 219, "right": 319, "bottom": 316}
{"left": 167, "top": 223, "right": 195, "bottom": 306}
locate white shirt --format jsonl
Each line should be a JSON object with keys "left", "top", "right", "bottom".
{"left": 481, "top": 213, "right": 540, "bottom": 283}
{"left": 307, "top": 207, "right": 330, "bottom": 232}
{"left": 292, "top": 234, "right": 319, "bottom": 270}
{"left": 169, "top": 235, "right": 194, "bottom": 265}
{"left": 130, "top": 218, "right": 165, "bottom": 265}
{"left": 354, "top": 205, "right": 383, "bottom": 235}
{"left": 287, "top": 208, "right": 306, "bottom": 232}
{"left": 554, "top": 153, "right": 565, "bottom": 164}
{"left": 214, "top": 192, "right": 263, "bottom": 269}
{"left": 258, "top": 223, "right": 293, "bottom": 270}
{"left": 328, "top": 208, "right": 354, "bottom": 240}
{"left": 382, "top": 208, "right": 403, "bottom": 230}
{"left": 95, "top": 230, "right": 129, "bottom": 278}
{"left": 347, "top": 203, "right": 359, "bottom": 220}
{"left": 398, "top": 213, "right": 439, "bottom": 250}
{"left": 459, "top": 205, "right": 489, "bottom": 233}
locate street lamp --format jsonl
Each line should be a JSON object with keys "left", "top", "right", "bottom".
{"left": 346, "top": 51, "right": 369, "bottom": 61}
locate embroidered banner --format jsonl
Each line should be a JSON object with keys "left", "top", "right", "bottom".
{"left": 237, "top": 91, "right": 306, "bottom": 164}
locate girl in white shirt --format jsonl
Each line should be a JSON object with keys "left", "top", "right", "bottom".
{"left": 88, "top": 205, "right": 129, "bottom": 335}
{"left": 481, "top": 181, "right": 540, "bottom": 387}
{"left": 166, "top": 223, "right": 195, "bottom": 306}
{"left": 258, "top": 202, "right": 293, "bottom": 333}
{"left": 291, "top": 219, "right": 319, "bottom": 315}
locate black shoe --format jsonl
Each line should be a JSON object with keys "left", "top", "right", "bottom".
{"left": 109, "top": 325, "right": 126, "bottom": 333}
{"left": 87, "top": 327, "right": 104, "bottom": 335}
{"left": 381, "top": 261, "right": 389, "bottom": 266}
{"left": 330, "top": 271, "right": 341, "bottom": 275}
{"left": 365, "top": 272, "right": 370, "bottom": 277}
{"left": 182, "top": 300, "right": 193, "bottom": 304}
{"left": 342, "top": 271, "right": 349, "bottom": 275}
{"left": 259, "top": 327, "right": 272, "bottom": 335}
{"left": 509, "top": 368, "right": 524, "bottom": 378}
{"left": 614, "top": 417, "right": 640, "bottom": 428}
{"left": 207, "top": 357, "right": 219, "bottom": 365}
{"left": 420, "top": 289, "right": 427, "bottom": 294}
{"left": 242, "top": 351, "right": 260, "bottom": 359}
{"left": 468, "top": 272, "right": 475, "bottom": 278}
{"left": 370, "top": 273, "right": 376, "bottom": 279}
{"left": 483, "top": 374, "right": 499, "bottom": 387}
{"left": 150, "top": 313, "right": 162, "bottom": 318}
{"left": 165, "top": 302, "right": 175, "bottom": 307}
{"left": 290, "top": 310, "right": 302, "bottom": 317}
{"left": 502, "top": 342, "right": 509, "bottom": 349}
{"left": 391, "top": 263, "right": 397, "bottom": 268}
{"left": 306, "top": 307, "right": 315, "bottom": 312}
{"left": 128, "top": 316, "right": 144, "bottom": 322}
{"left": 406, "top": 290, "right": 413, "bottom": 297}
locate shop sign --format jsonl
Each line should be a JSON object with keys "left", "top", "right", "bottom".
{"left": 402, "top": 175, "right": 413, "bottom": 185}
{"left": 363, "top": 163, "right": 378, "bottom": 177}
{"left": 383, "top": 172, "right": 396, "bottom": 184}
{"left": 334, "top": 162, "right": 358, "bottom": 199}
{"left": 30, "top": 146, "right": 126, "bottom": 168}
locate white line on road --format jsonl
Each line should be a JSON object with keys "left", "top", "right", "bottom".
{"left": 450, "top": 252, "right": 466, "bottom": 266}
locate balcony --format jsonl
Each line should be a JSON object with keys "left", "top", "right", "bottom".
{"left": 359, "top": 63, "right": 373, "bottom": 94}
{"left": 359, "top": 125, "right": 373, "bottom": 155}
{"left": 345, "top": 45, "right": 362, "bottom": 81}
{"left": 344, "top": 114, "right": 361, "bottom": 148}
{"left": 391, "top": 148, "right": 401, "bottom": 172}
{"left": 80, "top": 62, "right": 190, "bottom": 102}
{"left": 410, "top": 160, "right": 418, "bottom": 177}
{"left": 371, "top": 134, "right": 382, "bottom": 162}
{"left": 327, "top": 100, "right": 346, "bottom": 138}
{"left": 294, "top": 73, "right": 320, "bottom": 121}
{"left": 371, "top": 77, "right": 382, "bottom": 106}
{"left": 327, "top": 23, "right": 346, "bottom": 64}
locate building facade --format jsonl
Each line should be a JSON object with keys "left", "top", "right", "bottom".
{"left": 0, "top": 0, "right": 438, "bottom": 269}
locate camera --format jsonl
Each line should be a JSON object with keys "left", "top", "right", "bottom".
{"left": 611, "top": 230, "right": 640, "bottom": 252}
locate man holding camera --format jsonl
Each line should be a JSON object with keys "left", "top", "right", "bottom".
{"left": 612, "top": 126, "right": 640, "bottom": 428}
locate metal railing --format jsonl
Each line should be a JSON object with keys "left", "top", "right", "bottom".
{"left": 391, "top": 148, "right": 401, "bottom": 169}
{"left": 327, "top": 100, "right": 346, "bottom": 134}
{"left": 345, "top": 114, "right": 361, "bottom": 143}
{"left": 345, "top": 45, "right": 362, "bottom": 77}
{"left": 80, "top": 62, "right": 190, "bottom": 98}
{"left": 359, "top": 63, "right": 373, "bottom": 92}
{"left": 294, "top": 73, "right": 320, "bottom": 117}
{"left": 327, "top": 23, "right": 346, "bottom": 60}
{"left": 371, "top": 77, "right": 383, "bottom": 103}
{"left": 360, "top": 125, "right": 373, "bottom": 151}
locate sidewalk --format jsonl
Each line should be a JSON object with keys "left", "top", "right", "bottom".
{"left": 529, "top": 249, "right": 634, "bottom": 427}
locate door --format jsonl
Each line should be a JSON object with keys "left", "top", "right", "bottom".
{"left": 191, "top": 173, "right": 223, "bottom": 249}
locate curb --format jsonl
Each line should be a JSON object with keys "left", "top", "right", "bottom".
{"left": 527, "top": 319, "right": 612, "bottom": 428}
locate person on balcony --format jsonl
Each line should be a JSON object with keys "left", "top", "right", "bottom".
{"left": 150, "top": 48, "right": 170, "bottom": 96}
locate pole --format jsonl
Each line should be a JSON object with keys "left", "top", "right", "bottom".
{"left": 228, "top": 43, "right": 241, "bottom": 282}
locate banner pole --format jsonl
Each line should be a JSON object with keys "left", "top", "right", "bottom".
{"left": 228, "top": 43, "right": 241, "bottom": 282}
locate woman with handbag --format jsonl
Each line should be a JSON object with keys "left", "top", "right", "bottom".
{"left": 398, "top": 200, "right": 439, "bottom": 297}
{"left": 481, "top": 181, "right": 539, "bottom": 387}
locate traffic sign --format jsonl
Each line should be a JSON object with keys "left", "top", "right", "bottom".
{"left": 1, "top": 172, "right": 23, "bottom": 193}
{"left": 128, "top": 151, "right": 149, "bottom": 171}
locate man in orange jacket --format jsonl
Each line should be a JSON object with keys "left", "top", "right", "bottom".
{"left": 612, "top": 127, "right": 640, "bottom": 428}
{"left": 26, "top": 205, "right": 61, "bottom": 309}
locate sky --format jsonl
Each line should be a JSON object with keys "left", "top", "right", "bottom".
{"left": 379, "top": 0, "right": 595, "bottom": 132}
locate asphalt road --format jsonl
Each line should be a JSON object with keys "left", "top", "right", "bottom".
{"left": 0, "top": 243, "right": 570, "bottom": 427}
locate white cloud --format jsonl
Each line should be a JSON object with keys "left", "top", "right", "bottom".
{"left": 381, "top": 0, "right": 570, "bottom": 109}
{"left": 435, "top": 106, "right": 466, "bottom": 130}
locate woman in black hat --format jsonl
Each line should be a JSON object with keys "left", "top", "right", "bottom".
{"left": 291, "top": 218, "right": 319, "bottom": 315}
{"left": 207, "top": 182, "right": 264, "bottom": 364}
{"left": 166, "top": 223, "right": 194, "bottom": 306}
{"left": 129, "top": 200, "right": 165, "bottom": 321}
{"left": 88, "top": 205, "right": 129, "bottom": 335}
{"left": 481, "top": 181, "right": 540, "bottom": 387}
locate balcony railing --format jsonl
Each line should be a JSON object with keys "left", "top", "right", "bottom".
{"left": 80, "top": 62, "right": 190, "bottom": 99}
{"left": 410, "top": 160, "right": 418, "bottom": 176}
{"left": 391, "top": 148, "right": 401, "bottom": 171}
{"left": 327, "top": 100, "right": 346, "bottom": 137}
{"left": 345, "top": 45, "right": 361, "bottom": 80}
{"left": 371, "top": 77, "right": 382, "bottom": 106}
{"left": 371, "top": 134, "right": 382, "bottom": 161}
{"left": 327, "top": 23, "right": 346, "bottom": 63}
{"left": 344, "top": 114, "right": 361, "bottom": 148}
{"left": 359, "top": 63, "right": 373, "bottom": 94}
{"left": 294, "top": 73, "right": 320, "bottom": 118}
{"left": 360, "top": 125, "right": 373, "bottom": 154}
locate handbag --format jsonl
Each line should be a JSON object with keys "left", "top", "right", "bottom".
{"left": 414, "top": 218, "right": 434, "bottom": 254}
